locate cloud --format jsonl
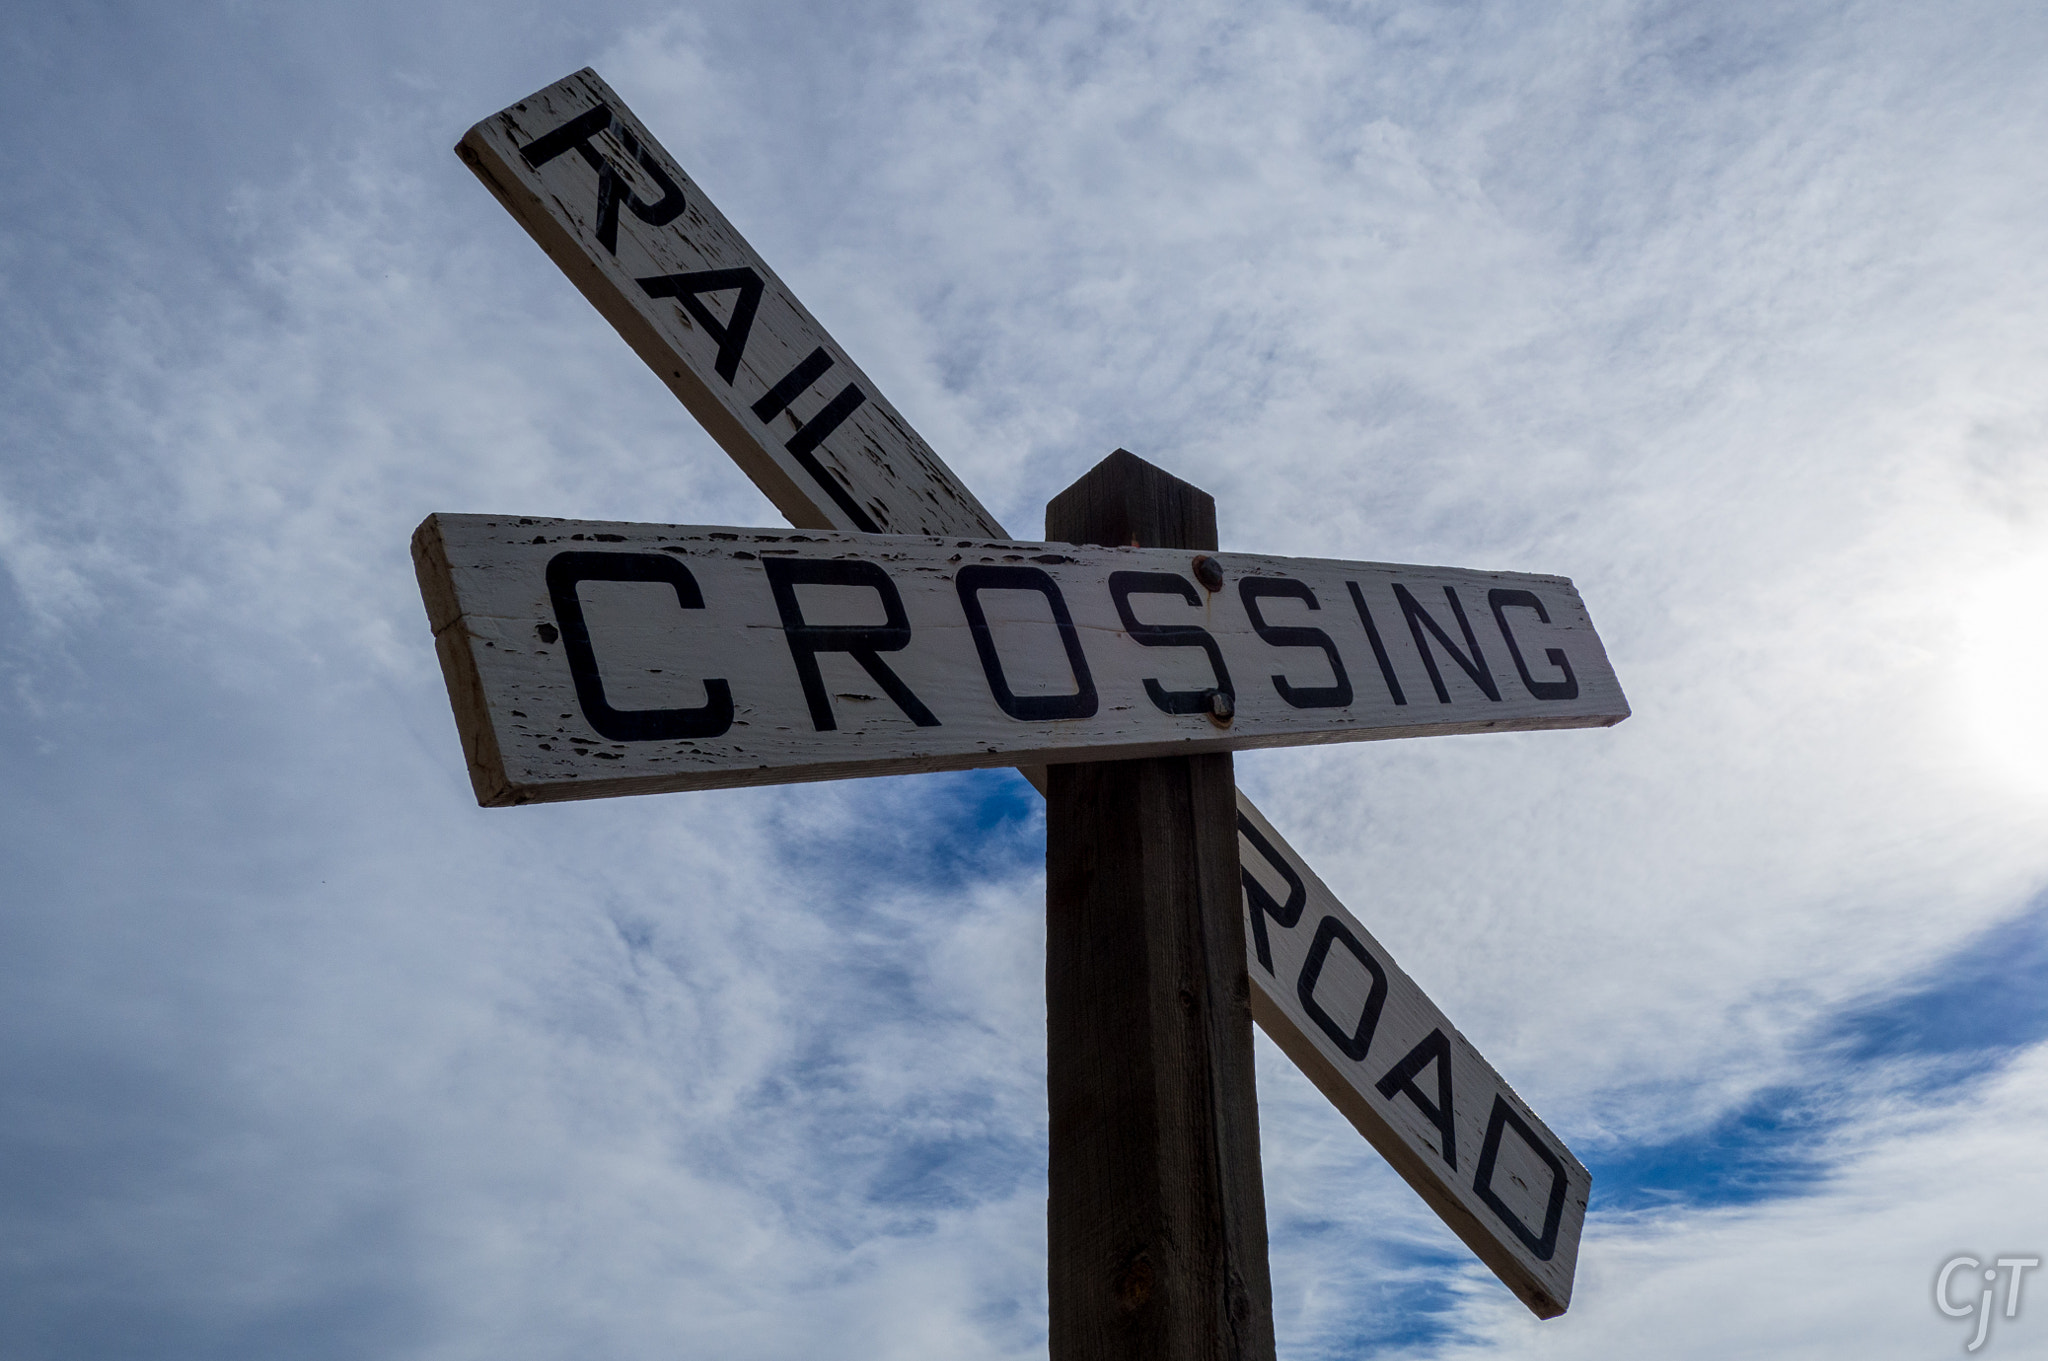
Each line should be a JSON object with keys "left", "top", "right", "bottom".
{"left": 0, "top": 1, "right": 2045, "bottom": 1357}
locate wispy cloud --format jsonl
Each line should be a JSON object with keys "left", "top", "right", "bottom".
{"left": 0, "top": 1, "right": 2044, "bottom": 1358}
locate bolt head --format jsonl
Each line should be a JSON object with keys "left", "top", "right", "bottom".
{"left": 1192, "top": 555, "right": 1224, "bottom": 592}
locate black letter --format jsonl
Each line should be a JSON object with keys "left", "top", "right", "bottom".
{"left": 545, "top": 552, "right": 733, "bottom": 741}
{"left": 1393, "top": 584, "right": 1501, "bottom": 703}
{"left": 1375, "top": 1028, "right": 1457, "bottom": 1169}
{"left": 1237, "top": 813, "right": 1306, "bottom": 975}
{"left": 762, "top": 558, "right": 938, "bottom": 731}
{"left": 749, "top": 348, "right": 878, "bottom": 533}
{"left": 1473, "top": 1095, "right": 1569, "bottom": 1261}
{"left": 954, "top": 565, "right": 1098, "bottom": 721}
{"left": 1107, "top": 571, "right": 1234, "bottom": 715}
{"left": 1488, "top": 589, "right": 1579, "bottom": 701}
{"left": 637, "top": 269, "right": 765, "bottom": 384}
{"left": 751, "top": 347, "right": 835, "bottom": 422}
{"left": 1297, "top": 917, "right": 1389, "bottom": 1061}
{"left": 1345, "top": 582, "right": 1407, "bottom": 705}
{"left": 518, "top": 104, "right": 685, "bottom": 255}
{"left": 1239, "top": 578, "right": 1352, "bottom": 708}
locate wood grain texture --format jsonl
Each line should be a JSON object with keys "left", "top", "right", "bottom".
{"left": 412, "top": 516, "right": 515, "bottom": 805}
{"left": 1046, "top": 453, "right": 1274, "bottom": 1361}
{"left": 414, "top": 515, "right": 1626, "bottom": 805}
{"left": 1045, "top": 449, "right": 1219, "bottom": 553}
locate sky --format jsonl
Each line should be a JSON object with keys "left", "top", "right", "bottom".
{"left": 1, "top": 1, "right": 2045, "bottom": 1358}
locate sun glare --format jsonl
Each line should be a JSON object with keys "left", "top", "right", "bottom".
{"left": 1952, "top": 550, "right": 2048, "bottom": 800}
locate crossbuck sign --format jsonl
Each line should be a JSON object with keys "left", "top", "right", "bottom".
{"left": 428, "top": 67, "right": 1631, "bottom": 1322}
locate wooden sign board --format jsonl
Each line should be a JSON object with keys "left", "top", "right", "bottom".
{"left": 1236, "top": 802, "right": 1587, "bottom": 1317}
{"left": 456, "top": 67, "right": 1004, "bottom": 541}
{"left": 455, "top": 68, "right": 1616, "bottom": 1318}
{"left": 415, "top": 515, "right": 1626, "bottom": 806}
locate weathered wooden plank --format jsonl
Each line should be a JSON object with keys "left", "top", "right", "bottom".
{"left": 413, "top": 514, "right": 1627, "bottom": 806}
{"left": 456, "top": 68, "right": 1005, "bottom": 540}
{"left": 1046, "top": 453, "right": 1274, "bottom": 1361}
{"left": 1236, "top": 800, "right": 1587, "bottom": 1318}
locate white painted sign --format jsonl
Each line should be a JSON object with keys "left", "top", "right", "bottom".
{"left": 416, "top": 516, "right": 1626, "bottom": 806}
{"left": 456, "top": 68, "right": 1003, "bottom": 540}
{"left": 1236, "top": 802, "right": 1587, "bottom": 1318}
{"left": 452, "top": 69, "right": 1619, "bottom": 1316}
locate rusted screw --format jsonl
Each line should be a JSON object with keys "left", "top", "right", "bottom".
{"left": 1192, "top": 554, "right": 1224, "bottom": 592}
{"left": 1207, "top": 689, "right": 1235, "bottom": 724}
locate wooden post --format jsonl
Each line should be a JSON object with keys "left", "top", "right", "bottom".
{"left": 1044, "top": 450, "right": 1277, "bottom": 1361}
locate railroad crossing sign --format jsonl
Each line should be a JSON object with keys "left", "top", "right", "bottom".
{"left": 432, "top": 67, "right": 1630, "bottom": 1328}
{"left": 416, "top": 517, "right": 1623, "bottom": 802}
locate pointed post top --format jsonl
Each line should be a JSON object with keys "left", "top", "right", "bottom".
{"left": 1045, "top": 449, "right": 1218, "bottom": 552}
